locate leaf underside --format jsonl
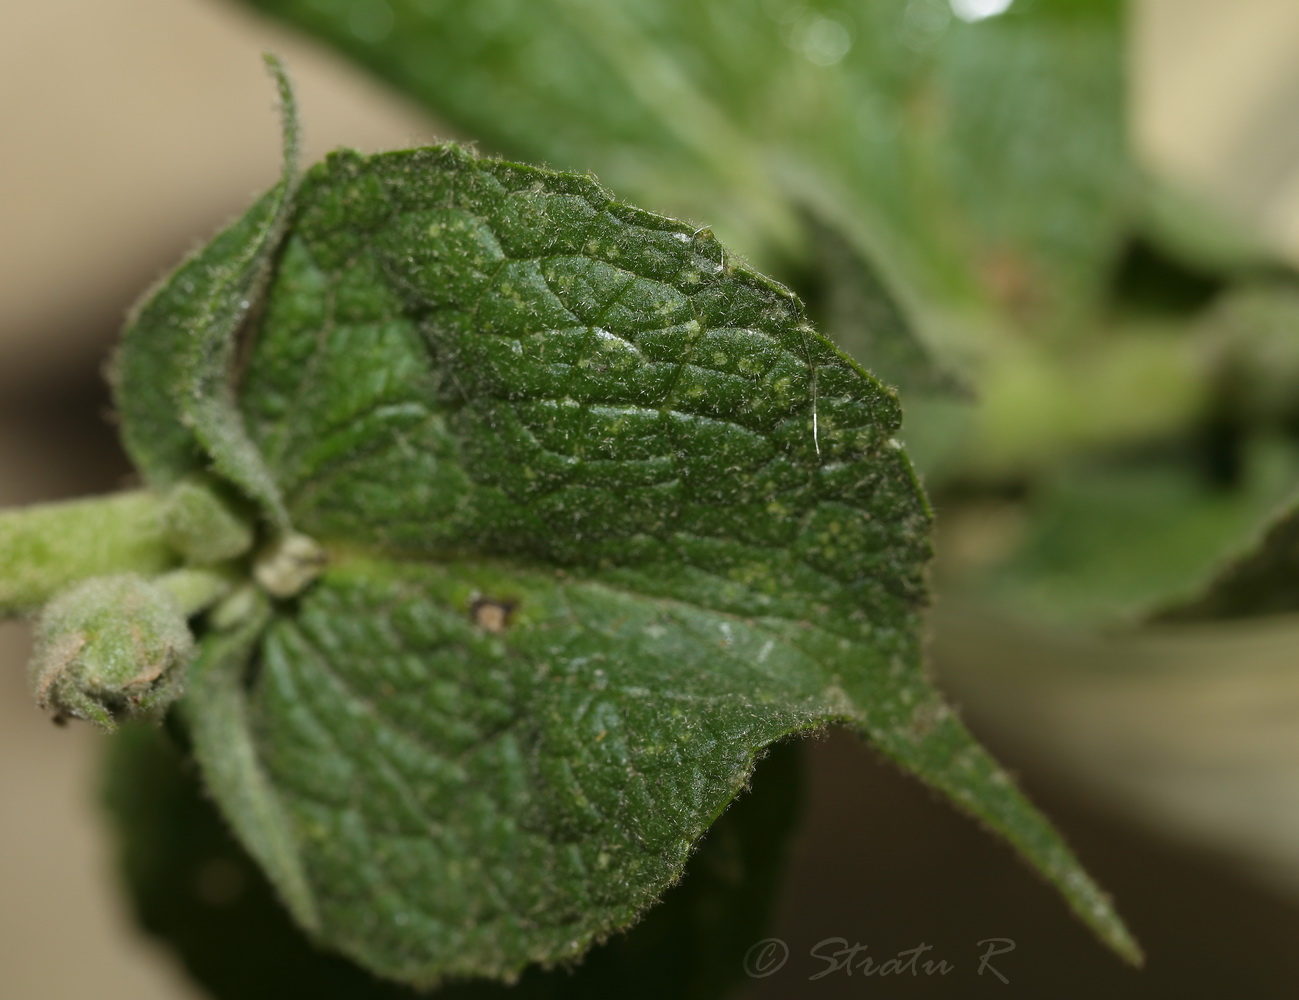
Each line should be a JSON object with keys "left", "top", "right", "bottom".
{"left": 116, "top": 141, "right": 1138, "bottom": 983}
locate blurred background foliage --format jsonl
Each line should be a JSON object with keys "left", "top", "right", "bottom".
{"left": 8, "top": 0, "right": 1299, "bottom": 997}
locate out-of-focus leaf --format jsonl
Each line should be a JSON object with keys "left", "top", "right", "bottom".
{"left": 1198, "top": 281, "right": 1299, "bottom": 428}
{"left": 949, "top": 328, "right": 1208, "bottom": 480}
{"left": 235, "top": 0, "right": 1134, "bottom": 337}
{"left": 1155, "top": 491, "right": 1299, "bottom": 621}
{"left": 800, "top": 209, "right": 968, "bottom": 398}
{"left": 1149, "top": 283, "right": 1299, "bottom": 622}
{"left": 1137, "top": 175, "right": 1282, "bottom": 281}
{"left": 962, "top": 437, "right": 1299, "bottom": 623}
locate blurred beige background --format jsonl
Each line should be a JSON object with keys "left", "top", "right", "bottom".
{"left": 4, "top": 1, "right": 1299, "bottom": 998}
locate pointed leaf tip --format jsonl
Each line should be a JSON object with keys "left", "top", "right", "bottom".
{"left": 262, "top": 52, "right": 300, "bottom": 181}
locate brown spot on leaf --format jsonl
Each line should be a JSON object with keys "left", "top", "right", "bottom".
{"left": 470, "top": 596, "right": 516, "bottom": 634}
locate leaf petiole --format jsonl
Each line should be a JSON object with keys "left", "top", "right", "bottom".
{"left": 0, "top": 491, "right": 177, "bottom": 618}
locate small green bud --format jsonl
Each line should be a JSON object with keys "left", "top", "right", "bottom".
{"left": 162, "top": 476, "right": 255, "bottom": 565}
{"left": 29, "top": 574, "right": 195, "bottom": 731}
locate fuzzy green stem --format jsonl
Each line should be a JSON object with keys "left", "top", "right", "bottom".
{"left": 0, "top": 490, "right": 178, "bottom": 618}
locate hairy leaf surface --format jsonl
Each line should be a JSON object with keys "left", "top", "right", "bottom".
{"left": 119, "top": 141, "right": 1137, "bottom": 982}
{"left": 103, "top": 722, "right": 803, "bottom": 1000}
{"left": 113, "top": 55, "right": 298, "bottom": 528}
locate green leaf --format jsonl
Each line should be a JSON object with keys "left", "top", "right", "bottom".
{"left": 234, "top": 0, "right": 1133, "bottom": 332}
{"left": 102, "top": 721, "right": 803, "bottom": 1000}
{"left": 117, "top": 138, "right": 1137, "bottom": 981}
{"left": 968, "top": 438, "right": 1299, "bottom": 624}
{"left": 111, "top": 54, "right": 300, "bottom": 529}
{"left": 1138, "top": 283, "right": 1299, "bottom": 623}
{"left": 181, "top": 590, "right": 322, "bottom": 930}
{"left": 799, "top": 208, "right": 967, "bottom": 399}
{"left": 1154, "top": 482, "right": 1299, "bottom": 622}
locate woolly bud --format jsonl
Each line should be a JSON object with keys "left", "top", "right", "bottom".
{"left": 29, "top": 574, "right": 194, "bottom": 732}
